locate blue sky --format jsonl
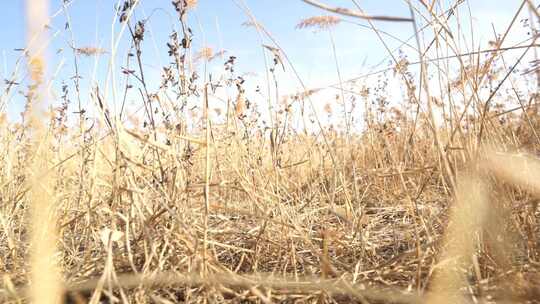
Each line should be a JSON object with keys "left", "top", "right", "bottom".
{"left": 0, "top": 0, "right": 534, "bottom": 124}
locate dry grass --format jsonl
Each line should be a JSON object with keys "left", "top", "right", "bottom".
{"left": 24, "top": 0, "right": 63, "bottom": 303}
{"left": 0, "top": 0, "right": 539, "bottom": 303}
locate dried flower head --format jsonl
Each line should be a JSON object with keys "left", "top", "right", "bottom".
{"left": 28, "top": 57, "right": 44, "bottom": 83}
{"left": 299, "top": 89, "right": 319, "bottom": 98}
{"left": 393, "top": 57, "right": 409, "bottom": 76}
{"left": 324, "top": 102, "right": 332, "bottom": 115}
{"left": 296, "top": 15, "right": 341, "bottom": 31}
{"left": 75, "top": 46, "right": 106, "bottom": 57}
{"left": 186, "top": 0, "right": 198, "bottom": 9}
{"left": 194, "top": 47, "right": 213, "bottom": 62}
{"left": 288, "top": 89, "right": 320, "bottom": 102}
{"left": 235, "top": 92, "right": 246, "bottom": 117}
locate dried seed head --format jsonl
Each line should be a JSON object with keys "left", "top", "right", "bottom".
{"left": 29, "top": 57, "right": 44, "bottom": 83}
{"left": 324, "top": 103, "right": 332, "bottom": 115}
{"left": 186, "top": 0, "right": 198, "bottom": 9}
{"left": 235, "top": 92, "right": 246, "bottom": 117}
{"left": 75, "top": 46, "right": 106, "bottom": 57}
{"left": 296, "top": 15, "right": 341, "bottom": 30}
{"left": 195, "top": 47, "right": 213, "bottom": 62}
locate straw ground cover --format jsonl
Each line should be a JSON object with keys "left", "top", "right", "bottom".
{"left": 0, "top": 0, "right": 539, "bottom": 303}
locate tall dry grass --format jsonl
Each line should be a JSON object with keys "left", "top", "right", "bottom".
{"left": 25, "top": 0, "right": 63, "bottom": 303}
{"left": 0, "top": 0, "right": 539, "bottom": 303}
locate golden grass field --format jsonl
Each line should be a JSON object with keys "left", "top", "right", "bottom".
{"left": 1, "top": 0, "right": 540, "bottom": 303}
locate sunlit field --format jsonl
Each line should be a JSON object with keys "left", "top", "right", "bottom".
{"left": 1, "top": 0, "right": 539, "bottom": 303}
